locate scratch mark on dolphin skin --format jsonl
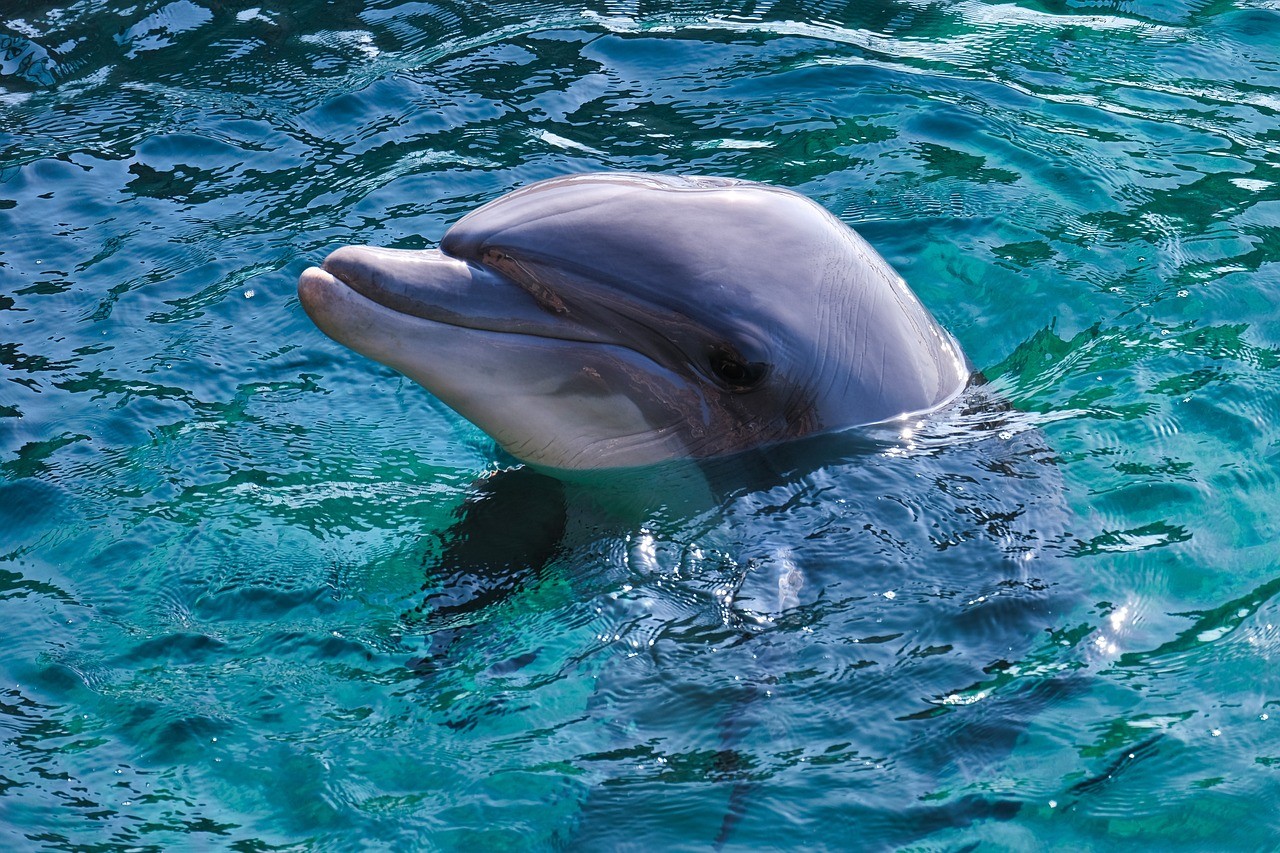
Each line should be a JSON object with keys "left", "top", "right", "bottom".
{"left": 483, "top": 250, "right": 571, "bottom": 315}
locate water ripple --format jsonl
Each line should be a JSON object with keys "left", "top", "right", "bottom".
{"left": 3, "top": 0, "right": 1280, "bottom": 848}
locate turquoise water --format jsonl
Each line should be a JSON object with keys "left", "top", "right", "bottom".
{"left": 3, "top": 0, "right": 1280, "bottom": 848}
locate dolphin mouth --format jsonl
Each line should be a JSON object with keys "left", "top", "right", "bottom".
{"left": 299, "top": 245, "right": 622, "bottom": 346}
{"left": 298, "top": 245, "right": 706, "bottom": 375}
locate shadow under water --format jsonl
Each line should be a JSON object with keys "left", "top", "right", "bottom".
{"left": 406, "top": 386, "right": 1083, "bottom": 849}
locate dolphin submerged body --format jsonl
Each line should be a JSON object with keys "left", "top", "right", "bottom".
{"left": 298, "top": 172, "right": 971, "bottom": 471}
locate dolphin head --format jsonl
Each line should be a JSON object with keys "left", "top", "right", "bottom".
{"left": 298, "top": 172, "right": 970, "bottom": 471}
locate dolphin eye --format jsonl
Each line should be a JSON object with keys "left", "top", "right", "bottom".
{"left": 708, "top": 349, "right": 768, "bottom": 390}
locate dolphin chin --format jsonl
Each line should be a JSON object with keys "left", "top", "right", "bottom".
{"left": 297, "top": 172, "right": 972, "bottom": 471}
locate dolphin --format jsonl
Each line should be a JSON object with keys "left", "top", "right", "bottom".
{"left": 297, "top": 172, "right": 971, "bottom": 471}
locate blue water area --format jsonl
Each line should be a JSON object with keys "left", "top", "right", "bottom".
{"left": 3, "top": 0, "right": 1280, "bottom": 849}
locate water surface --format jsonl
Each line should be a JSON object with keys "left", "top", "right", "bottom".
{"left": 3, "top": 0, "right": 1280, "bottom": 849}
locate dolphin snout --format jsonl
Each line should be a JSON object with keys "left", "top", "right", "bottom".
{"left": 316, "top": 245, "right": 384, "bottom": 298}
{"left": 298, "top": 265, "right": 341, "bottom": 312}
{"left": 305, "top": 245, "right": 473, "bottom": 320}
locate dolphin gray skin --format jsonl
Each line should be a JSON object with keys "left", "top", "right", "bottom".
{"left": 297, "top": 172, "right": 971, "bottom": 471}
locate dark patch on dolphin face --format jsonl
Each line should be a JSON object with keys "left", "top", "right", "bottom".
{"left": 298, "top": 172, "right": 970, "bottom": 470}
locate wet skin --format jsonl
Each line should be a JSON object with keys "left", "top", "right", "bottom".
{"left": 298, "top": 172, "right": 970, "bottom": 472}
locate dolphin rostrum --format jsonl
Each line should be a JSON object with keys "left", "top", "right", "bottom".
{"left": 298, "top": 172, "right": 970, "bottom": 471}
